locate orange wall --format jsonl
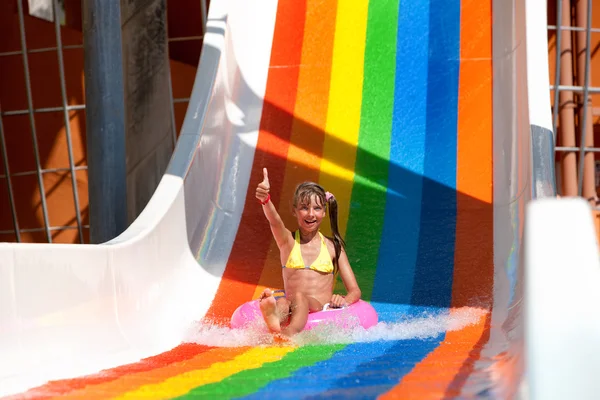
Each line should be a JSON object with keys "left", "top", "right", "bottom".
{"left": 0, "top": 1, "right": 197, "bottom": 244}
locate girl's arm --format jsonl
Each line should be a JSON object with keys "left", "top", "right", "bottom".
{"left": 256, "top": 168, "right": 293, "bottom": 251}
{"left": 330, "top": 248, "right": 361, "bottom": 307}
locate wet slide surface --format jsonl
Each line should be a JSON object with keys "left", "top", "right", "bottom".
{"left": 5, "top": 0, "right": 501, "bottom": 398}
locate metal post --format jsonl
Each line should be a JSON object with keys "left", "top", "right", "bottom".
{"left": 0, "top": 104, "right": 21, "bottom": 242}
{"left": 16, "top": 0, "right": 52, "bottom": 243}
{"left": 53, "top": 0, "right": 84, "bottom": 244}
{"left": 558, "top": 0, "right": 578, "bottom": 196}
{"left": 165, "top": 5, "right": 178, "bottom": 147}
{"left": 200, "top": 0, "right": 208, "bottom": 30}
{"left": 82, "top": 0, "right": 128, "bottom": 243}
{"left": 162, "top": 2, "right": 178, "bottom": 147}
{"left": 167, "top": 64, "right": 178, "bottom": 146}
{"left": 552, "top": 0, "right": 562, "bottom": 138}
{"left": 575, "top": 0, "right": 593, "bottom": 198}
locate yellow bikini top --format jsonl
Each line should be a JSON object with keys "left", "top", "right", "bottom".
{"left": 283, "top": 231, "right": 334, "bottom": 274}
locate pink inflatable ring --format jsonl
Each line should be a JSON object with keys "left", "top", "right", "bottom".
{"left": 230, "top": 299, "right": 378, "bottom": 331}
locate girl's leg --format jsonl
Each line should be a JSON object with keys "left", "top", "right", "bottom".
{"left": 282, "top": 292, "right": 310, "bottom": 337}
{"left": 275, "top": 297, "right": 291, "bottom": 322}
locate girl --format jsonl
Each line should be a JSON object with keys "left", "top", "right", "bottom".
{"left": 255, "top": 168, "right": 361, "bottom": 336}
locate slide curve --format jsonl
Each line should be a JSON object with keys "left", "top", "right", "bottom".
{"left": 0, "top": 0, "right": 559, "bottom": 398}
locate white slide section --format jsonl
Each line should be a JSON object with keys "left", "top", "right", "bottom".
{"left": 525, "top": 198, "right": 600, "bottom": 400}
{"left": 0, "top": 175, "right": 204, "bottom": 395}
{"left": 0, "top": 0, "right": 278, "bottom": 396}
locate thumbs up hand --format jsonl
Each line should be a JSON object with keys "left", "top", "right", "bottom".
{"left": 256, "top": 168, "right": 271, "bottom": 204}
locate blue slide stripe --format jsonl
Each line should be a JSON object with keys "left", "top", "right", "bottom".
{"left": 371, "top": 0, "right": 429, "bottom": 308}
{"left": 410, "top": 0, "right": 460, "bottom": 308}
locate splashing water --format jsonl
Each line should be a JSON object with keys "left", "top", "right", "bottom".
{"left": 183, "top": 306, "right": 488, "bottom": 348}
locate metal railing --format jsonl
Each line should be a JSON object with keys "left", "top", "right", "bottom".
{"left": 0, "top": 104, "right": 20, "bottom": 242}
{"left": 15, "top": 0, "right": 52, "bottom": 242}
{"left": 550, "top": 0, "right": 598, "bottom": 199}
{"left": 53, "top": 0, "right": 84, "bottom": 244}
{"left": 0, "top": 0, "right": 206, "bottom": 243}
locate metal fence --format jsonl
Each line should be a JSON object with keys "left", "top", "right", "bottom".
{"left": 0, "top": 0, "right": 205, "bottom": 244}
{"left": 550, "top": 0, "right": 599, "bottom": 200}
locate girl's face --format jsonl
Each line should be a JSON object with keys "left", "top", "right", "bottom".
{"left": 294, "top": 194, "right": 325, "bottom": 233}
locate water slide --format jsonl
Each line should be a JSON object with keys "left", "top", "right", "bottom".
{"left": 2, "top": 0, "right": 590, "bottom": 398}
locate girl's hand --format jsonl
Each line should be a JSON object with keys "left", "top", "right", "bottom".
{"left": 330, "top": 294, "right": 347, "bottom": 308}
{"left": 256, "top": 168, "right": 270, "bottom": 203}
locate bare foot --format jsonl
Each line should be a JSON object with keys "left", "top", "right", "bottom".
{"left": 259, "top": 289, "right": 281, "bottom": 333}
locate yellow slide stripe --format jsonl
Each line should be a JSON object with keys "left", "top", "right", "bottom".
{"left": 319, "top": 0, "right": 369, "bottom": 236}
{"left": 114, "top": 346, "right": 295, "bottom": 399}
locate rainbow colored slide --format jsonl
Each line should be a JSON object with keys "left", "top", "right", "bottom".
{"left": 1, "top": 0, "right": 569, "bottom": 398}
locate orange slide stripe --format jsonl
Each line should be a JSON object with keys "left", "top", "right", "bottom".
{"left": 379, "top": 311, "right": 491, "bottom": 399}
{"left": 253, "top": 0, "right": 338, "bottom": 297}
{"left": 44, "top": 348, "right": 249, "bottom": 400}
{"left": 204, "top": 0, "right": 307, "bottom": 322}
{"left": 450, "top": 0, "right": 494, "bottom": 311}
{"left": 380, "top": 0, "right": 493, "bottom": 397}
{"left": 10, "top": 343, "right": 214, "bottom": 399}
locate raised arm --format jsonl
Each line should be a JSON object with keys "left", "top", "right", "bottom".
{"left": 255, "top": 168, "right": 293, "bottom": 250}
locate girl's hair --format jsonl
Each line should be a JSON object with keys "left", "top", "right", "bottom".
{"left": 293, "top": 182, "right": 346, "bottom": 273}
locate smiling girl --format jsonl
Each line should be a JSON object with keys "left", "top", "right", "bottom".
{"left": 255, "top": 168, "right": 361, "bottom": 336}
